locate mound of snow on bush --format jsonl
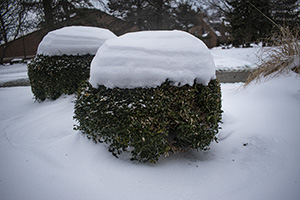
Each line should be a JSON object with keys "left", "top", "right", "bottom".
{"left": 37, "top": 26, "right": 117, "bottom": 56}
{"left": 90, "top": 30, "right": 216, "bottom": 88}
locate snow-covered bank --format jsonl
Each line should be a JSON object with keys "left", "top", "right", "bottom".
{"left": 210, "top": 46, "right": 263, "bottom": 70}
{"left": 0, "top": 72, "right": 299, "bottom": 200}
{"left": 0, "top": 63, "right": 28, "bottom": 85}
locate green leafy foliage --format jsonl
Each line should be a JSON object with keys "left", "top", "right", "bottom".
{"left": 28, "top": 54, "right": 93, "bottom": 101}
{"left": 74, "top": 79, "right": 222, "bottom": 163}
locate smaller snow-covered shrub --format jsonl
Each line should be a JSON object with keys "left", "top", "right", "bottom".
{"left": 74, "top": 80, "right": 222, "bottom": 163}
{"left": 28, "top": 55, "right": 92, "bottom": 101}
{"left": 28, "top": 26, "right": 117, "bottom": 101}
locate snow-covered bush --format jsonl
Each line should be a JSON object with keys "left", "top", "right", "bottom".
{"left": 28, "top": 26, "right": 116, "bottom": 101}
{"left": 74, "top": 30, "right": 222, "bottom": 163}
{"left": 28, "top": 55, "right": 93, "bottom": 101}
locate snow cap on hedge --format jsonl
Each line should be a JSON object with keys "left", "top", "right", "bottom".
{"left": 90, "top": 30, "right": 216, "bottom": 89}
{"left": 37, "top": 26, "right": 117, "bottom": 56}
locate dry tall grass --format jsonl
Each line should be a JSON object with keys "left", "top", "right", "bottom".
{"left": 245, "top": 26, "right": 300, "bottom": 86}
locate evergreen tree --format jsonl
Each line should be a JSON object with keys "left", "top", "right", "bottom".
{"left": 108, "top": 0, "right": 175, "bottom": 30}
{"left": 225, "top": 0, "right": 272, "bottom": 47}
{"left": 173, "top": 1, "right": 199, "bottom": 31}
{"left": 108, "top": 0, "right": 201, "bottom": 30}
{"left": 270, "top": 0, "right": 300, "bottom": 28}
{"left": 108, "top": 0, "right": 150, "bottom": 30}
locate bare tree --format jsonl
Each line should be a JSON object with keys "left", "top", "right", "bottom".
{"left": 0, "top": 0, "right": 28, "bottom": 63}
{"left": 0, "top": 0, "right": 107, "bottom": 63}
{"left": 23, "top": 0, "right": 97, "bottom": 30}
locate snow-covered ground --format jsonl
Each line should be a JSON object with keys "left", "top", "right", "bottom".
{"left": 0, "top": 72, "right": 299, "bottom": 200}
{"left": 210, "top": 46, "right": 263, "bottom": 70}
{"left": 1, "top": 43, "right": 300, "bottom": 200}
{"left": 0, "top": 63, "right": 28, "bottom": 85}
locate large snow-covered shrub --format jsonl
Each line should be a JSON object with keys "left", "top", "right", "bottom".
{"left": 74, "top": 30, "right": 222, "bottom": 163}
{"left": 28, "top": 26, "right": 116, "bottom": 101}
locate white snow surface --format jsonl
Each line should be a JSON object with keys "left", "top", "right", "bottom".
{"left": 210, "top": 46, "right": 263, "bottom": 70}
{"left": 0, "top": 63, "right": 28, "bottom": 84}
{"left": 90, "top": 30, "right": 216, "bottom": 88}
{"left": 37, "top": 26, "right": 117, "bottom": 56}
{"left": 1, "top": 71, "right": 300, "bottom": 200}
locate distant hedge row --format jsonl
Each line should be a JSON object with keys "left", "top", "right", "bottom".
{"left": 28, "top": 55, "right": 93, "bottom": 101}
{"left": 74, "top": 79, "right": 222, "bottom": 163}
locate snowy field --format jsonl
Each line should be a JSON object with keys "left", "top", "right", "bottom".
{"left": 1, "top": 46, "right": 300, "bottom": 200}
